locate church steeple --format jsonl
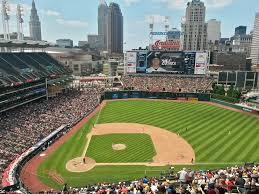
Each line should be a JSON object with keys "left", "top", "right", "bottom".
{"left": 29, "top": 0, "right": 42, "bottom": 41}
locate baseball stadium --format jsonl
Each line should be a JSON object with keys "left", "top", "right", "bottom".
{"left": 1, "top": 61, "right": 259, "bottom": 193}
{"left": 0, "top": 42, "right": 259, "bottom": 194}
{"left": 1, "top": 0, "right": 259, "bottom": 193}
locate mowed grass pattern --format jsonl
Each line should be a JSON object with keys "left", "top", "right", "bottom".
{"left": 38, "top": 100, "right": 259, "bottom": 189}
{"left": 86, "top": 134, "right": 155, "bottom": 163}
{"left": 98, "top": 100, "right": 259, "bottom": 163}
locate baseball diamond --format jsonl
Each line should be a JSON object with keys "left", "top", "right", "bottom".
{"left": 23, "top": 99, "right": 259, "bottom": 190}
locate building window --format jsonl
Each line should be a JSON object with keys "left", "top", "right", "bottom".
{"left": 74, "top": 64, "right": 79, "bottom": 71}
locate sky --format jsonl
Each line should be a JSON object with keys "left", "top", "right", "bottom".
{"left": 1, "top": 0, "right": 259, "bottom": 50}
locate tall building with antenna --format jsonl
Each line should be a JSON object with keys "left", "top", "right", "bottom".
{"left": 29, "top": 0, "right": 41, "bottom": 41}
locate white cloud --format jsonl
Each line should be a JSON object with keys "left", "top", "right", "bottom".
{"left": 205, "top": 0, "right": 233, "bottom": 8}
{"left": 56, "top": 18, "right": 88, "bottom": 28}
{"left": 124, "top": 0, "right": 140, "bottom": 6}
{"left": 40, "top": 9, "right": 88, "bottom": 28}
{"left": 43, "top": 10, "right": 61, "bottom": 17}
{"left": 153, "top": 0, "right": 233, "bottom": 9}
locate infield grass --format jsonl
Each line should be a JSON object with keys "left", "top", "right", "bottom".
{"left": 86, "top": 134, "right": 155, "bottom": 163}
{"left": 38, "top": 100, "right": 259, "bottom": 189}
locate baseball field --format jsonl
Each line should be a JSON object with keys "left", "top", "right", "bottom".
{"left": 35, "top": 100, "right": 259, "bottom": 189}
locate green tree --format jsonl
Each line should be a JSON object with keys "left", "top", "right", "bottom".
{"left": 227, "top": 84, "right": 234, "bottom": 97}
{"left": 217, "top": 84, "right": 225, "bottom": 96}
{"left": 232, "top": 88, "right": 241, "bottom": 99}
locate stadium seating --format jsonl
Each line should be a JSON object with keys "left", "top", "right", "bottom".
{"left": 0, "top": 88, "right": 101, "bottom": 186}
{"left": 0, "top": 52, "right": 70, "bottom": 87}
{"left": 41, "top": 164, "right": 259, "bottom": 194}
{"left": 121, "top": 75, "right": 213, "bottom": 93}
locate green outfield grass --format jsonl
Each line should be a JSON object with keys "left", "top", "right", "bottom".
{"left": 38, "top": 100, "right": 259, "bottom": 189}
{"left": 86, "top": 134, "right": 155, "bottom": 163}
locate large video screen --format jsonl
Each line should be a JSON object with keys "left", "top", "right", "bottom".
{"left": 127, "top": 51, "right": 207, "bottom": 75}
{"left": 145, "top": 51, "right": 185, "bottom": 73}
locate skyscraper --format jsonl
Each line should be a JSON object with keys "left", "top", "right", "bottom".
{"left": 182, "top": 0, "right": 207, "bottom": 51}
{"left": 98, "top": 0, "right": 108, "bottom": 50}
{"left": 235, "top": 26, "right": 247, "bottom": 36}
{"left": 29, "top": 0, "right": 42, "bottom": 41}
{"left": 207, "top": 19, "right": 221, "bottom": 44}
{"left": 250, "top": 13, "right": 259, "bottom": 65}
{"left": 107, "top": 3, "right": 123, "bottom": 54}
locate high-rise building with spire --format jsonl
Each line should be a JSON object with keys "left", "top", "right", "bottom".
{"left": 29, "top": 0, "right": 42, "bottom": 41}
{"left": 98, "top": 0, "right": 108, "bottom": 50}
{"left": 107, "top": 3, "right": 123, "bottom": 54}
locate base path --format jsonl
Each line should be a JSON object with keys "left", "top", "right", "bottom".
{"left": 66, "top": 123, "right": 195, "bottom": 172}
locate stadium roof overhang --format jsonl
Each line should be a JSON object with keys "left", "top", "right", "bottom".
{"left": 0, "top": 39, "right": 50, "bottom": 48}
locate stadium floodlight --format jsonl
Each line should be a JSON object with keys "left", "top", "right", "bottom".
{"left": 1, "top": 0, "right": 10, "bottom": 40}
{"left": 164, "top": 16, "right": 170, "bottom": 32}
{"left": 16, "top": 4, "right": 24, "bottom": 40}
{"left": 148, "top": 16, "right": 154, "bottom": 50}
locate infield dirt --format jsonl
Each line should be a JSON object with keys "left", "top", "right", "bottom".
{"left": 66, "top": 123, "right": 195, "bottom": 173}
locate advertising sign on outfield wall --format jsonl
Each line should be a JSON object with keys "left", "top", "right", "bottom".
{"left": 126, "top": 52, "right": 137, "bottom": 73}
{"left": 194, "top": 52, "right": 208, "bottom": 75}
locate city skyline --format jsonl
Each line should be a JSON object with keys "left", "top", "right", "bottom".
{"left": 1, "top": 0, "right": 259, "bottom": 50}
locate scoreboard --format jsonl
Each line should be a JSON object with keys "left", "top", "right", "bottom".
{"left": 126, "top": 51, "right": 208, "bottom": 75}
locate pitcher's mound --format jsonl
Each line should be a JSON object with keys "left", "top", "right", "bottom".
{"left": 112, "top": 144, "right": 127, "bottom": 151}
{"left": 66, "top": 157, "right": 96, "bottom": 172}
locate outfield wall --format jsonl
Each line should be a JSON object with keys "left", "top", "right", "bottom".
{"left": 211, "top": 98, "right": 259, "bottom": 115}
{"left": 101, "top": 91, "right": 210, "bottom": 101}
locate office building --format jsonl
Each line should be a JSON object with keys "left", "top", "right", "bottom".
{"left": 207, "top": 19, "right": 221, "bottom": 44}
{"left": 182, "top": 0, "right": 207, "bottom": 51}
{"left": 56, "top": 39, "right": 73, "bottom": 48}
{"left": 232, "top": 34, "right": 253, "bottom": 57}
{"left": 235, "top": 26, "right": 247, "bottom": 36}
{"left": 107, "top": 3, "right": 123, "bottom": 54}
{"left": 87, "top": 34, "right": 102, "bottom": 49}
{"left": 29, "top": 0, "right": 42, "bottom": 41}
{"left": 78, "top": 41, "right": 88, "bottom": 48}
{"left": 98, "top": 0, "right": 109, "bottom": 50}
{"left": 250, "top": 13, "right": 259, "bottom": 65}
{"left": 211, "top": 52, "right": 249, "bottom": 71}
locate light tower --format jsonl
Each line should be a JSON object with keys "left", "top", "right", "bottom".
{"left": 148, "top": 16, "right": 154, "bottom": 50}
{"left": 1, "top": 0, "right": 10, "bottom": 40}
{"left": 164, "top": 16, "right": 170, "bottom": 32}
{"left": 16, "top": 4, "right": 24, "bottom": 40}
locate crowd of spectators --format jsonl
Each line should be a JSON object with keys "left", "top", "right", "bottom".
{"left": 0, "top": 87, "right": 101, "bottom": 184}
{"left": 42, "top": 164, "right": 259, "bottom": 194}
{"left": 121, "top": 75, "right": 213, "bottom": 93}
